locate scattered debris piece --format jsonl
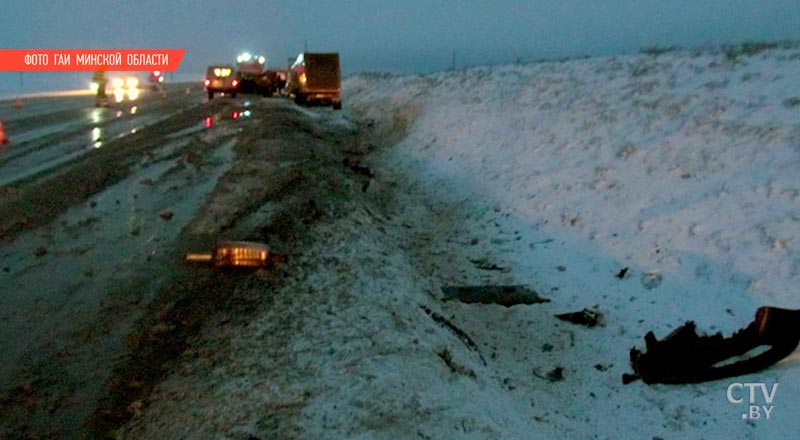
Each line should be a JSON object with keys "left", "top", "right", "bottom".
{"left": 616, "top": 267, "right": 629, "bottom": 279}
{"left": 624, "top": 306, "right": 800, "bottom": 384}
{"left": 640, "top": 272, "right": 662, "bottom": 290}
{"left": 343, "top": 157, "right": 375, "bottom": 177}
{"left": 126, "top": 399, "right": 143, "bottom": 417}
{"left": 534, "top": 366, "right": 565, "bottom": 382}
{"left": 441, "top": 285, "right": 550, "bottom": 307}
{"left": 556, "top": 265, "right": 567, "bottom": 272}
{"left": 547, "top": 367, "right": 565, "bottom": 382}
{"left": 33, "top": 246, "right": 47, "bottom": 257}
{"left": 159, "top": 210, "right": 174, "bottom": 220}
{"left": 542, "top": 343, "right": 554, "bottom": 352}
{"left": 594, "top": 364, "right": 610, "bottom": 372}
{"left": 420, "top": 304, "right": 486, "bottom": 366}
{"left": 185, "top": 241, "right": 272, "bottom": 269}
{"left": 555, "top": 308, "right": 604, "bottom": 327}
{"left": 468, "top": 258, "right": 510, "bottom": 272}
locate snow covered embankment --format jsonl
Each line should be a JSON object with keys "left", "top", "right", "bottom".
{"left": 346, "top": 47, "right": 800, "bottom": 309}
{"left": 341, "top": 46, "right": 800, "bottom": 439}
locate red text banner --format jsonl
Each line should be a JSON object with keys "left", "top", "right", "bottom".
{"left": 0, "top": 49, "right": 186, "bottom": 71}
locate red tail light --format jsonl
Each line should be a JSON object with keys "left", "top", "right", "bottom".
{"left": 204, "top": 117, "right": 213, "bottom": 128}
{"left": 232, "top": 79, "right": 239, "bottom": 87}
{"left": 232, "top": 112, "right": 240, "bottom": 119}
{"left": 203, "top": 79, "right": 210, "bottom": 87}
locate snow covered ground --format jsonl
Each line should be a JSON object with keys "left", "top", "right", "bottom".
{"left": 348, "top": 45, "right": 800, "bottom": 308}
{"left": 121, "top": 45, "right": 800, "bottom": 439}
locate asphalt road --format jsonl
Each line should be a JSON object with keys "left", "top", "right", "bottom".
{"left": 0, "top": 85, "right": 363, "bottom": 439}
{"left": 0, "top": 85, "right": 199, "bottom": 187}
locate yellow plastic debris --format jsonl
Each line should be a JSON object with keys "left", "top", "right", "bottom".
{"left": 185, "top": 241, "right": 270, "bottom": 268}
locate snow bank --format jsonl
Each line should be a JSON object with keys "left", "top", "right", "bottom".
{"left": 336, "top": 45, "right": 800, "bottom": 439}
{"left": 345, "top": 46, "right": 800, "bottom": 307}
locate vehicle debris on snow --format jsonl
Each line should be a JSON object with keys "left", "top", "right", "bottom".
{"left": 184, "top": 241, "right": 272, "bottom": 269}
{"left": 624, "top": 306, "right": 800, "bottom": 384}
{"left": 441, "top": 285, "right": 550, "bottom": 307}
{"left": 555, "top": 307, "right": 604, "bottom": 327}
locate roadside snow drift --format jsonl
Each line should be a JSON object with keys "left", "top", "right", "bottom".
{"left": 346, "top": 47, "right": 800, "bottom": 309}
{"left": 341, "top": 45, "right": 800, "bottom": 438}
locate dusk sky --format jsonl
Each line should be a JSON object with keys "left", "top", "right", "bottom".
{"left": 5, "top": 0, "right": 800, "bottom": 77}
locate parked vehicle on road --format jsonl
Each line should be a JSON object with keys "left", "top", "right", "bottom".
{"left": 286, "top": 53, "right": 342, "bottom": 110}
{"left": 204, "top": 65, "right": 239, "bottom": 99}
{"left": 236, "top": 53, "right": 276, "bottom": 96}
{"left": 108, "top": 74, "right": 141, "bottom": 103}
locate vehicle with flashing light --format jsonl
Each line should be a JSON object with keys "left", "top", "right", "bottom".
{"left": 286, "top": 53, "right": 341, "bottom": 109}
{"left": 235, "top": 52, "right": 276, "bottom": 97}
{"left": 92, "top": 74, "right": 141, "bottom": 103}
{"left": 204, "top": 65, "right": 239, "bottom": 99}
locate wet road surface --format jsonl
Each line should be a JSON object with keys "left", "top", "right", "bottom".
{"left": 0, "top": 85, "right": 360, "bottom": 438}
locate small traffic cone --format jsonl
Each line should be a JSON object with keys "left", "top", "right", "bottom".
{"left": 0, "top": 120, "right": 9, "bottom": 145}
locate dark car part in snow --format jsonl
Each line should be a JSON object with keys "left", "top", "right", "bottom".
{"left": 555, "top": 308, "right": 604, "bottom": 327}
{"left": 469, "top": 257, "right": 510, "bottom": 272}
{"left": 533, "top": 366, "right": 565, "bottom": 382}
{"left": 623, "top": 306, "right": 800, "bottom": 384}
{"left": 185, "top": 241, "right": 271, "bottom": 269}
{"left": 441, "top": 285, "right": 549, "bottom": 307}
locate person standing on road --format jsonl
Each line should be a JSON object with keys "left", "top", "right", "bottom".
{"left": 92, "top": 70, "right": 108, "bottom": 107}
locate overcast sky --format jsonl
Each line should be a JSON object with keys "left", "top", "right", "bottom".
{"left": 5, "top": 0, "right": 800, "bottom": 75}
